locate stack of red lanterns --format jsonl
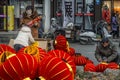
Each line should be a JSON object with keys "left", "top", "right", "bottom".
{"left": 0, "top": 34, "right": 120, "bottom": 80}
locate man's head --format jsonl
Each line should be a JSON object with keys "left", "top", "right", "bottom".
{"left": 101, "top": 37, "right": 109, "bottom": 47}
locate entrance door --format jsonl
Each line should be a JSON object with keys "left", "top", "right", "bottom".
{"left": 75, "top": 0, "right": 94, "bottom": 30}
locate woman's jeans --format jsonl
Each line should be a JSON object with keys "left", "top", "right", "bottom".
{"left": 14, "top": 44, "right": 24, "bottom": 52}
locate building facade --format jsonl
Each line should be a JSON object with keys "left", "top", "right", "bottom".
{"left": 0, "top": 0, "right": 120, "bottom": 32}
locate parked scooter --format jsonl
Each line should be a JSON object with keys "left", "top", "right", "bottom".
{"left": 79, "top": 20, "right": 112, "bottom": 44}
{"left": 73, "top": 20, "right": 112, "bottom": 45}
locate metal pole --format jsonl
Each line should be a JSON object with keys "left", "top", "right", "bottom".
{"left": 6, "top": 0, "right": 8, "bottom": 31}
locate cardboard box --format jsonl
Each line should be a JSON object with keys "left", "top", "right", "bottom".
{"left": 8, "top": 39, "right": 14, "bottom": 48}
{"left": 35, "top": 38, "right": 52, "bottom": 51}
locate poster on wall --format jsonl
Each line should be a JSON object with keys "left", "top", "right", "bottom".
{"left": 62, "top": 0, "right": 74, "bottom": 28}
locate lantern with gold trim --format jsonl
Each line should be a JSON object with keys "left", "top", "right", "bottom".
{"left": 96, "top": 62, "right": 108, "bottom": 72}
{"left": 0, "top": 44, "right": 16, "bottom": 65}
{"left": 48, "top": 49, "right": 76, "bottom": 76}
{"left": 107, "top": 62, "right": 119, "bottom": 69}
{"left": 0, "top": 54, "right": 38, "bottom": 80}
{"left": 38, "top": 56, "right": 74, "bottom": 80}
{"left": 17, "top": 45, "right": 48, "bottom": 63}
{"left": 53, "top": 35, "right": 69, "bottom": 52}
{"left": 84, "top": 63, "right": 96, "bottom": 72}
{"left": 73, "top": 53, "right": 88, "bottom": 66}
{"left": 86, "top": 59, "right": 93, "bottom": 64}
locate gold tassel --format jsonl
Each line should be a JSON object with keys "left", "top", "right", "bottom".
{"left": 6, "top": 54, "right": 16, "bottom": 59}
{"left": 66, "top": 63, "right": 74, "bottom": 79}
{"left": 66, "top": 41, "right": 70, "bottom": 52}
{"left": 55, "top": 40, "right": 57, "bottom": 45}
{"left": 31, "top": 41, "right": 39, "bottom": 47}
{"left": 100, "top": 62, "right": 108, "bottom": 65}
{"left": 23, "top": 77, "right": 31, "bottom": 80}
{"left": 39, "top": 76, "right": 46, "bottom": 80}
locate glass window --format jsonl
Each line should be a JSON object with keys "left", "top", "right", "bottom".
{"left": 75, "top": 0, "right": 83, "bottom": 26}
{"left": 34, "top": 0, "right": 44, "bottom": 15}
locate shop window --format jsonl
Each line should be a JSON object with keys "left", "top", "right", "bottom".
{"left": 34, "top": 0, "right": 44, "bottom": 15}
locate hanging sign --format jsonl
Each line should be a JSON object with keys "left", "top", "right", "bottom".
{"left": 62, "top": 0, "right": 74, "bottom": 28}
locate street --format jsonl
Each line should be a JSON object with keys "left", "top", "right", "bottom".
{"left": 69, "top": 41, "right": 120, "bottom": 65}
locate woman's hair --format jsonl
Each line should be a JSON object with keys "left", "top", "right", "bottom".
{"left": 22, "top": 5, "right": 38, "bottom": 19}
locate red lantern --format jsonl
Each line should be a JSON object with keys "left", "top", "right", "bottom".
{"left": 74, "top": 53, "right": 87, "bottom": 66}
{"left": 107, "top": 62, "right": 119, "bottom": 69}
{"left": 0, "top": 44, "right": 16, "bottom": 54}
{"left": 0, "top": 54, "right": 38, "bottom": 80}
{"left": 67, "top": 47, "right": 75, "bottom": 56}
{"left": 84, "top": 63, "right": 96, "bottom": 72}
{"left": 53, "top": 35, "right": 68, "bottom": 52}
{"left": 48, "top": 49, "right": 76, "bottom": 76}
{"left": 38, "top": 56, "right": 74, "bottom": 80}
{"left": 86, "top": 59, "right": 93, "bottom": 64}
{"left": 96, "top": 62, "right": 108, "bottom": 72}
{"left": 17, "top": 46, "right": 48, "bottom": 63}
{"left": 0, "top": 44, "right": 16, "bottom": 65}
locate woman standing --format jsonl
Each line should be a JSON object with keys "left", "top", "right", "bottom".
{"left": 111, "top": 13, "right": 118, "bottom": 38}
{"left": 20, "top": 5, "right": 40, "bottom": 38}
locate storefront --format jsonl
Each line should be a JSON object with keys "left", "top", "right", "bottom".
{"left": 11, "top": 0, "right": 44, "bottom": 30}
{"left": 0, "top": 0, "right": 44, "bottom": 31}
{"left": 51, "top": 0, "right": 96, "bottom": 30}
{"left": 1, "top": 0, "right": 120, "bottom": 32}
{"left": 102, "top": 0, "right": 120, "bottom": 31}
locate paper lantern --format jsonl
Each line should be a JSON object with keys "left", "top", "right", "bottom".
{"left": 38, "top": 56, "right": 74, "bottom": 80}
{"left": 67, "top": 47, "right": 75, "bottom": 56}
{"left": 86, "top": 59, "right": 93, "bottom": 64}
{"left": 96, "top": 62, "right": 108, "bottom": 72}
{"left": 0, "top": 54, "right": 38, "bottom": 80}
{"left": 0, "top": 44, "right": 16, "bottom": 65}
{"left": 107, "top": 62, "right": 119, "bottom": 69}
{"left": 48, "top": 49, "right": 76, "bottom": 76}
{"left": 17, "top": 46, "right": 48, "bottom": 63}
{"left": 84, "top": 63, "right": 96, "bottom": 72}
{"left": 74, "top": 53, "right": 87, "bottom": 66}
{"left": 53, "top": 35, "right": 68, "bottom": 51}
{"left": 0, "top": 44, "right": 16, "bottom": 55}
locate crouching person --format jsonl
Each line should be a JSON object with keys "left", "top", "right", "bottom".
{"left": 95, "top": 37, "right": 120, "bottom": 64}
